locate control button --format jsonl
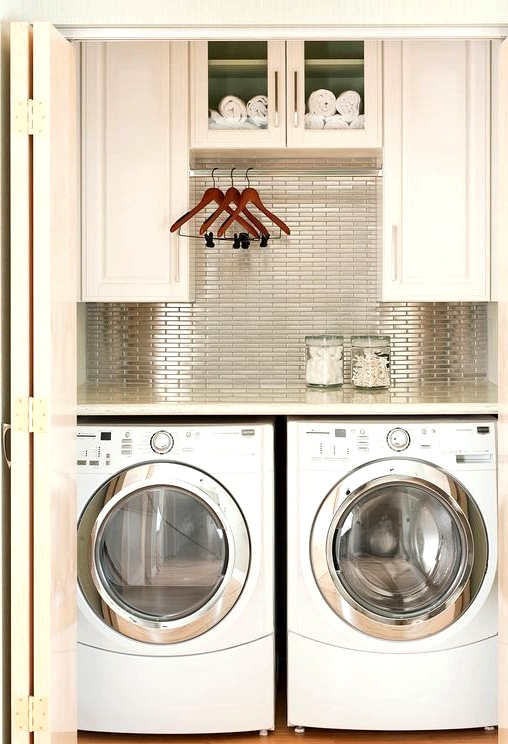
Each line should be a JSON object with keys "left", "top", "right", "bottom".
{"left": 387, "top": 427, "right": 410, "bottom": 451}
{"left": 150, "top": 430, "right": 174, "bottom": 455}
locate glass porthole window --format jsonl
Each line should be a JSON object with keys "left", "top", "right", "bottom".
{"left": 94, "top": 485, "right": 229, "bottom": 622}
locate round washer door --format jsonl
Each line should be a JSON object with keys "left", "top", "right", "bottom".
{"left": 78, "top": 461, "right": 250, "bottom": 644}
{"left": 310, "top": 458, "right": 488, "bottom": 641}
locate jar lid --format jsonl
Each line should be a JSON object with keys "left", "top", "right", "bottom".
{"left": 351, "top": 335, "right": 390, "bottom": 347}
{"left": 305, "top": 335, "right": 343, "bottom": 345}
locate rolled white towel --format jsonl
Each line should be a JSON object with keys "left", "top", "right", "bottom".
{"left": 349, "top": 114, "right": 365, "bottom": 129}
{"left": 307, "top": 89, "right": 336, "bottom": 116}
{"left": 247, "top": 95, "right": 268, "bottom": 127}
{"left": 323, "top": 114, "right": 350, "bottom": 129}
{"left": 209, "top": 111, "right": 257, "bottom": 129}
{"left": 218, "top": 95, "right": 247, "bottom": 124}
{"left": 304, "top": 113, "right": 325, "bottom": 129}
{"left": 335, "top": 90, "right": 361, "bottom": 122}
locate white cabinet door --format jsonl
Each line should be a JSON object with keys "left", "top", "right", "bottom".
{"left": 190, "top": 40, "right": 381, "bottom": 150}
{"left": 190, "top": 40, "right": 286, "bottom": 148}
{"left": 286, "top": 40, "right": 381, "bottom": 149}
{"left": 10, "top": 21, "right": 77, "bottom": 744}
{"left": 382, "top": 40, "right": 490, "bottom": 302}
{"left": 82, "top": 41, "right": 193, "bottom": 302}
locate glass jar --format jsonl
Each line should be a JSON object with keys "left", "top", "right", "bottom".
{"left": 351, "top": 335, "right": 391, "bottom": 389}
{"left": 305, "top": 335, "right": 344, "bottom": 388}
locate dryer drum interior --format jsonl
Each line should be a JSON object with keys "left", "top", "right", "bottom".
{"left": 310, "top": 459, "right": 488, "bottom": 640}
{"left": 77, "top": 461, "right": 250, "bottom": 644}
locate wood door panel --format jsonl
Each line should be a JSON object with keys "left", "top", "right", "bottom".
{"left": 32, "top": 22, "right": 77, "bottom": 744}
{"left": 10, "top": 21, "right": 33, "bottom": 744}
{"left": 10, "top": 20, "right": 78, "bottom": 744}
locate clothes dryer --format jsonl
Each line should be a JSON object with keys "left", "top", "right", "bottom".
{"left": 77, "top": 420, "right": 274, "bottom": 734}
{"left": 286, "top": 417, "right": 497, "bottom": 731}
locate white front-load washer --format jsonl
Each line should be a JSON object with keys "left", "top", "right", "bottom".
{"left": 286, "top": 417, "right": 497, "bottom": 732}
{"left": 77, "top": 419, "right": 275, "bottom": 734}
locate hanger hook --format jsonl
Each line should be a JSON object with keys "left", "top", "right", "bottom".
{"left": 211, "top": 167, "right": 218, "bottom": 187}
{"left": 245, "top": 167, "right": 253, "bottom": 188}
{"left": 230, "top": 167, "right": 236, "bottom": 187}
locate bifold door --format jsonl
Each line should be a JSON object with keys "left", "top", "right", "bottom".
{"left": 10, "top": 21, "right": 77, "bottom": 744}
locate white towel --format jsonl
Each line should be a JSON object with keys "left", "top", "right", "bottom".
{"left": 247, "top": 95, "right": 268, "bottom": 128}
{"left": 208, "top": 111, "right": 258, "bottom": 129}
{"left": 335, "top": 90, "right": 361, "bottom": 123}
{"left": 218, "top": 95, "right": 247, "bottom": 124}
{"left": 323, "top": 114, "right": 350, "bottom": 129}
{"left": 349, "top": 114, "right": 365, "bottom": 129}
{"left": 304, "top": 113, "right": 325, "bottom": 129}
{"left": 307, "top": 89, "right": 336, "bottom": 117}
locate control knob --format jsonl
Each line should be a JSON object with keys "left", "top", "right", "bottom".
{"left": 387, "top": 427, "right": 410, "bottom": 451}
{"left": 150, "top": 430, "right": 174, "bottom": 455}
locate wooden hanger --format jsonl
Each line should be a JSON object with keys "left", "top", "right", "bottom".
{"left": 170, "top": 169, "right": 261, "bottom": 238}
{"left": 199, "top": 168, "right": 270, "bottom": 237}
{"left": 217, "top": 169, "right": 290, "bottom": 237}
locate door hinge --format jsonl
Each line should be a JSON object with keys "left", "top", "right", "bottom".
{"left": 13, "top": 696, "right": 48, "bottom": 732}
{"left": 13, "top": 397, "right": 48, "bottom": 433}
{"left": 14, "top": 99, "right": 46, "bottom": 135}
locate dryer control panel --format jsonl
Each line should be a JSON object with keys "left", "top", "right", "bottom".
{"left": 76, "top": 423, "right": 269, "bottom": 474}
{"left": 294, "top": 417, "right": 496, "bottom": 471}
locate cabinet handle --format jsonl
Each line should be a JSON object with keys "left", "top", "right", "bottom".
{"left": 2, "top": 423, "right": 11, "bottom": 469}
{"left": 274, "top": 70, "right": 279, "bottom": 128}
{"left": 391, "top": 225, "right": 399, "bottom": 281}
{"left": 172, "top": 237, "right": 180, "bottom": 283}
{"left": 293, "top": 70, "right": 298, "bottom": 127}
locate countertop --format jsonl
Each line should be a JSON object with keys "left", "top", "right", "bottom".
{"left": 77, "top": 381, "right": 499, "bottom": 417}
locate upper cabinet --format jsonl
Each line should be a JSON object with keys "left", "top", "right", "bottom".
{"left": 81, "top": 41, "right": 193, "bottom": 302}
{"left": 381, "top": 40, "right": 490, "bottom": 302}
{"left": 190, "top": 40, "right": 382, "bottom": 149}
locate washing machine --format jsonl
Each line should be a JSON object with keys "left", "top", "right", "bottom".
{"left": 286, "top": 417, "right": 497, "bottom": 732}
{"left": 76, "top": 419, "right": 275, "bottom": 734}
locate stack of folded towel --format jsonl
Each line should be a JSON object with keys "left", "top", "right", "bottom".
{"left": 305, "top": 89, "right": 364, "bottom": 130}
{"left": 209, "top": 94, "right": 269, "bottom": 129}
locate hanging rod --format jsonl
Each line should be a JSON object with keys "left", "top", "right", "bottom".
{"left": 189, "top": 167, "right": 382, "bottom": 178}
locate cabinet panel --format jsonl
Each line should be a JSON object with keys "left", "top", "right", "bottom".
{"left": 382, "top": 40, "right": 490, "bottom": 302}
{"left": 82, "top": 41, "right": 193, "bottom": 302}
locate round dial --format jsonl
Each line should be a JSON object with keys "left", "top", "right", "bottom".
{"left": 150, "top": 430, "right": 174, "bottom": 455}
{"left": 386, "top": 427, "right": 410, "bottom": 452}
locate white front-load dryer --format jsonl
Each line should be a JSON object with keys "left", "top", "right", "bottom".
{"left": 77, "top": 420, "right": 275, "bottom": 734}
{"left": 287, "top": 417, "right": 497, "bottom": 732}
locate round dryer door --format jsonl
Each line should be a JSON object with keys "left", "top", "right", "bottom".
{"left": 310, "top": 458, "right": 488, "bottom": 640}
{"left": 78, "top": 462, "right": 250, "bottom": 643}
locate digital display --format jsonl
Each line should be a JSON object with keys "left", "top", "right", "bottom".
{"left": 100, "top": 432, "right": 112, "bottom": 441}
{"left": 335, "top": 429, "right": 346, "bottom": 438}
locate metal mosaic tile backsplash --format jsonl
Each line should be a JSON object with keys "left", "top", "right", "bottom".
{"left": 84, "top": 157, "right": 487, "bottom": 393}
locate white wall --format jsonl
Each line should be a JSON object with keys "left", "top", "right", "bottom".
{"left": 0, "top": 0, "right": 508, "bottom": 25}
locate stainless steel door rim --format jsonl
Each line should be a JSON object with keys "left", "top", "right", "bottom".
{"left": 310, "top": 457, "right": 487, "bottom": 641}
{"left": 78, "top": 461, "right": 250, "bottom": 644}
